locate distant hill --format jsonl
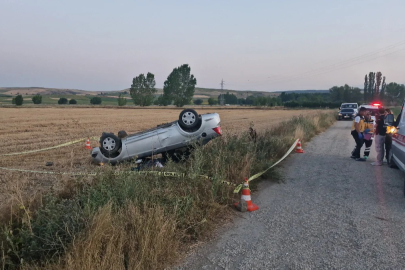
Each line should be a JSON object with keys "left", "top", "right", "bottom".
{"left": 0, "top": 87, "right": 99, "bottom": 96}
{"left": 0, "top": 86, "right": 329, "bottom": 99}
{"left": 273, "top": 89, "right": 329, "bottom": 94}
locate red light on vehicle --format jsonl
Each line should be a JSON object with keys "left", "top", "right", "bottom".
{"left": 213, "top": 126, "right": 222, "bottom": 136}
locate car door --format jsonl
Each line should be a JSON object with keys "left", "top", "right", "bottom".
{"left": 392, "top": 100, "right": 405, "bottom": 171}
{"left": 125, "top": 130, "right": 162, "bottom": 158}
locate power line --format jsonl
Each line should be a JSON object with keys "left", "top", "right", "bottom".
{"left": 265, "top": 40, "right": 405, "bottom": 85}
{"left": 239, "top": 39, "right": 405, "bottom": 87}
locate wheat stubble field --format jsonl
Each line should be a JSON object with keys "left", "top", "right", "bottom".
{"left": 0, "top": 107, "right": 329, "bottom": 218}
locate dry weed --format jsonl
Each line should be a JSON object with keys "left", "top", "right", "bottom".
{"left": 58, "top": 202, "right": 177, "bottom": 270}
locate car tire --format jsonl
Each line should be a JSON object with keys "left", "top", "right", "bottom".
{"left": 99, "top": 132, "right": 121, "bottom": 158}
{"left": 178, "top": 109, "right": 201, "bottom": 132}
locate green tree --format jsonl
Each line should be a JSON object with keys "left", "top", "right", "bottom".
{"left": 380, "top": 76, "right": 386, "bottom": 101}
{"left": 208, "top": 97, "right": 217, "bottom": 105}
{"left": 90, "top": 97, "right": 102, "bottom": 105}
{"left": 163, "top": 64, "right": 197, "bottom": 107}
{"left": 375, "top": 71, "right": 382, "bottom": 99}
{"left": 193, "top": 99, "right": 203, "bottom": 105}
{"left": 368, "top": 72, "right": 375, "bottom": 99}
{"left": 58, "top": 97, "right": 68, "bottom": 104}
{"left": 364, "top": 75, "right": 368, "bottom": 102}
{"left": 32, "top": 94, "right": 42, "bottom": 104}
{"left": 15, "top": 95, "right": 23, "bottom": 106}
{"left": 117, "top": 94, "right": 127, "bottom": 106}
{"left": 69, "top": 99, "right": 77, "bottom": 104}
{"left": 130, "top": 72, "right": 157, "bottom": 106}
{"left": 385, "top": 83, "right": 405, "bottom": 105}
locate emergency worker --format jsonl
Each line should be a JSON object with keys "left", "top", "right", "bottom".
{"left": 351, "top": 107, "right": 367, "bottom": 161}
{"left": 363, "top": 111, "right": 374, "bottom": 160}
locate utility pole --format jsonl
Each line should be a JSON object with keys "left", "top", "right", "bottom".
{"left": 219, "top": 79, "right": 225, "bottom": 105}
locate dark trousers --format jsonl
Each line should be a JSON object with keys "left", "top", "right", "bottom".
{"left": 385, "top": 134, "right": 392, "bottom": 161}
{"left": 351, "top": 130, "right": 364, "bottom": 158}
{"left": 364, "top": 139, "right": 373, "bottom": 157}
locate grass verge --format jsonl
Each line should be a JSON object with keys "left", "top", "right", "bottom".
{"left": 1, "top": 112, "right": 336, "bottom": 270}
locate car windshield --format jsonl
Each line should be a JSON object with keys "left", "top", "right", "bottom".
{"left": 366, "top": 109, "right": 379, "bottom": 116}
{"left": 341, "top": 104, "right": 357, "bottom": 109}
{"left": 341, "top": 109, "right": 354, "bottom": 113}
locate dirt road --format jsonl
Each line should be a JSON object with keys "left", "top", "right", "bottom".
{"left": 180, "top": 120, "right": 405, "bottom": 269}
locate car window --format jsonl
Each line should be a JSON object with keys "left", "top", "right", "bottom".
{"left": 341, "top": 104, "right": 356, "bottom": 108}
{"left": 367, "top": 109, "right": 379, "bottom": 116}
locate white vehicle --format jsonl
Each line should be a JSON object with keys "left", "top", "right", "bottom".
{"left": 91, "top": 109, "right": 222, "bottom": 165}
{"left": 358, "top": 103, "right": 381, "bottom": 122}
{"left": 340, "top": 103, "right": 359, "bottom": 115}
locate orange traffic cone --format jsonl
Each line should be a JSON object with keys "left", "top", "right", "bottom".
{"left": 234, "top": 178, "right": 259, "bottom": 212}
{"left": 85, "top": 138, "right": 91, "bottom": 150}
{"left": 295, "top": 139, "right": 304, "bottom": 153}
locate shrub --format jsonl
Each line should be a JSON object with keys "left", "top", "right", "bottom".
{"left": 69, "top": 99, "right": 77, "bottom": 104}
{"left": 117, "top": 94, "right": 127, "bottom": 106}
{"left": 208, "top": 97, "right": 217, "bottom": 105}
{"left": 90, "top": 97, "right": 102, "bottom": 105}
{"left": 58, "top": 97, "right": 68, "bottom": 104}
{"left": 32, "top": 94, "right": 42, "bottom": 104}
{"left": 14, "top": 95, "right": 23, "bottom": 106}
{"left": 193, "top": 99, "right": 203, "bottom": 105}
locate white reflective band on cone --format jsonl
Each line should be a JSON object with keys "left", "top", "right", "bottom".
{"left": 241, "top": 195, "right": 251, "bottom": 201}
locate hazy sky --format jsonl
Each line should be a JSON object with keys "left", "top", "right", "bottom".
{"left": 1, "top": 0, "right": 404, "bottom": 92}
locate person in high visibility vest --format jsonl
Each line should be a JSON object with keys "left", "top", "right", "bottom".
{"left": 362, "top": 112, "right": 374, "bottom": 160}
{"left": 351, "top": 107, "right": 367, "bottom": 161}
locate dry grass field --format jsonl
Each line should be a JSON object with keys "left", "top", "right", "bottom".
{"left": 0, "top": 107, "right": 329, "bottom": 219}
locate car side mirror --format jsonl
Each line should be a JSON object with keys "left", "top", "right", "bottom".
{"left": 385, "top": 114, "right": 394, "bottom": 126}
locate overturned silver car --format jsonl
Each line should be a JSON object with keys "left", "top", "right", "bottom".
{"left": 91, "top": 109, "right": 222, "bottom": 164}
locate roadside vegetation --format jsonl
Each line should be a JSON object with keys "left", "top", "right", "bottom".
{"left": 1, "top": 112, "right": 336, "bottom": 270}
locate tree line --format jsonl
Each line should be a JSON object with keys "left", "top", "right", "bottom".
{"left": 129, "top": 64, "right": 196, "bottom": 107}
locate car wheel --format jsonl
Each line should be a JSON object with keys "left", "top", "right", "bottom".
{"left": 178, "top": 109, "right": 201, "bottom": 131}
{"left": 99, "top": 132, "right": 121, "bottom": 158}
{"left": 388, "top": 151, "right": 398, "bottom": 169}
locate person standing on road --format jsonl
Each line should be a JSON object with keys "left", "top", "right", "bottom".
{"left": 371, "top": 108, "right": 387, "bottom": 166}
{"left": 384, "top": 109, "right": 394, "bottom": 163}
{"left": 363, "top": 112, "right": 374, "bottom": 160}
{"left": 351, "top": 107, "right": 367, "bottom": 161}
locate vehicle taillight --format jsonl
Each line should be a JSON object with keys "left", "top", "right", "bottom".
{"left": 213, "top": 126, "right": 222, "bottom": 136}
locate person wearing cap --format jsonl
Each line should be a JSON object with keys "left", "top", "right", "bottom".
{"left": 351, "top": 107, "right": 367, "bottom": 161}
{"left": 371, "top": 107, "right": 388, "bottom": 166}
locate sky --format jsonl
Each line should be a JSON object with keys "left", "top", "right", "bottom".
{"left": 1, "top": 0, "right": 405, "bottom": 92}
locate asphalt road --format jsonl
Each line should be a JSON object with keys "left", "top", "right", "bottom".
{"left": 179, "top": 120, "right": 405, "bottom": 270}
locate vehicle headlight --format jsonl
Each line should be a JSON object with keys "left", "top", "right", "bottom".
{"left": 338, "top": 113, "right": 342, "bottom": 115}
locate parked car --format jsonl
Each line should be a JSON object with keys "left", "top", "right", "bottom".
{"left": 340, "top": 103, "right": 358, "bottom": 114}
{"left": 91, "top": 109, "right": 222, "bottom": 164}
{"left": 385, "top": 108, "right": 405, "bottom": 195}
{"left": 387, "top": 108, "right": 403, "bottom": 171}
{"left": 337, "top": 108, "right": 356, "bottom": 120}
